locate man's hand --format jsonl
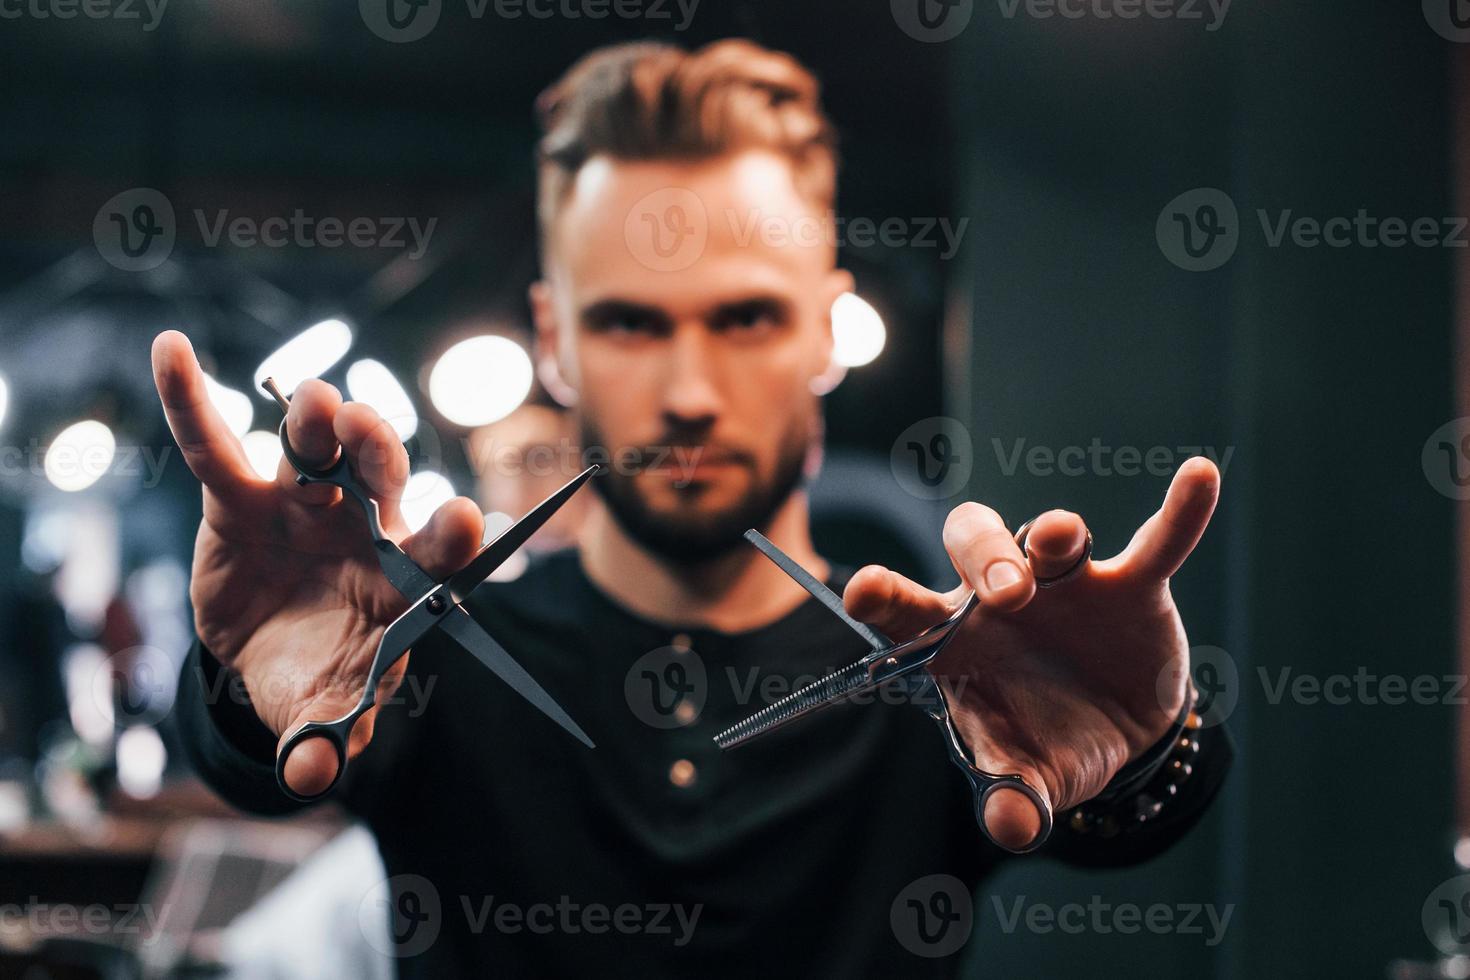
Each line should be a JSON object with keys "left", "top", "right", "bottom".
{"left": 152, "top": 330, "right": 485, "bottom": 797}
{"left": 843, "top": 458, "right": 1220, "bottom": 851}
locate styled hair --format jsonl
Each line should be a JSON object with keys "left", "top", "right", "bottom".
{"left": 535, "top": 39, "right": 838, "bottom": 242}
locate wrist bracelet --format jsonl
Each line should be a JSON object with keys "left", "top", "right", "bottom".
{"left": 1063, "top": 698, "right": 1204, "bottom": 840}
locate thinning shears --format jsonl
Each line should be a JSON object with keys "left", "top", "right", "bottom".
{"left": 713, "top": 528, "right": 1087, "bottom": 853}
{"left": 263, "top": 377, "right": 598, "bottom": 802}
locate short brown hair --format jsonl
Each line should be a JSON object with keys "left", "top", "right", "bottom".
{"left": 535, "top": 39, "right": 838, "bottom": 243}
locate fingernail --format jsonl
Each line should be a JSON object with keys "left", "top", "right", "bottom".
{"left": 984, "top": 560, "right": 1024, "bottom": 592}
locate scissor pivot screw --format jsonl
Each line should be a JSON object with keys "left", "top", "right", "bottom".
{"left": 427, "top": 595, "right": 447, "bottom": 614}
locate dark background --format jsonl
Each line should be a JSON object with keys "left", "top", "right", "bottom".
{"left": 0, "top": 0, "right": 1460, "bottom": 977}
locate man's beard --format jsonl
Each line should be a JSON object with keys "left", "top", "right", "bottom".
{"left": 579, "top": 415, "right": 810, "bottom": 565}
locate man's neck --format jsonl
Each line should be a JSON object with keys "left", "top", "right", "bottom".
{"left": 577, "top": 491, "right": 829, "bottom": 633}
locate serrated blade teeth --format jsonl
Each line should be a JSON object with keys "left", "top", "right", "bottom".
{"left": 712, "top": 660, "right": 872, "bottom": 749}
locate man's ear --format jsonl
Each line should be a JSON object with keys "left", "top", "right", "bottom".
{"left": 529, "top": 279, "right": 579, "bottom": 407}
{"left": 811, "top": 267, "right": 856, "bottom": 378}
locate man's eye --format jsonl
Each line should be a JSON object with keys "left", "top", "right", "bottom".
{"left": 713, "top": 305, "right": 783, "bottom": 335}
{"left": 590, "top": 313, "right": 663, "bottom": 336}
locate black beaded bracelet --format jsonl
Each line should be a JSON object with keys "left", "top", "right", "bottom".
{"left": 1062, "top": 699, "right": 1204, "bottom": 840}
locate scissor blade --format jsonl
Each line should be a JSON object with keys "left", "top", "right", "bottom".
{"left": 446, "top": 464, "right": 599, "bottom": 604}
{"left": 437, "top": 605, "right": 595, "bottom": 748}
{"left": 744, "top": 529, "right": 891, "bottom": 651}
{"left": 713, "top": 656, "right": 877, "bottom": 749}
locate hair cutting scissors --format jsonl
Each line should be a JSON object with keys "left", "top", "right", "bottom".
{"left": 713, "top": 527, "right": 1089, "bottom": 853}
{"left": 262, "top": 378, "right": 598, "bottom": 802}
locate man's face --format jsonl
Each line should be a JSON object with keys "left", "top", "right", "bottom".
{"left": 532, "top": 150, "right": 850, "bottom": 563}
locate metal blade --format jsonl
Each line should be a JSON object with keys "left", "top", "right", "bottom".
{"left": 744, "top": 529, "right": 890, "bottom": 651}
{"left": 437, "top": 605, "right": 595, "bottom": 748}
{"left": 446, "top": 464, "right": 599, "bottom": 604}
{"left": 712, "top": 656, "right": 877, "bottom": 749}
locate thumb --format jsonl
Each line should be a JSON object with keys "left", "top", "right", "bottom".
{"left": 278, "top": 671, "right": 397, "bottom": 798}
{"left": 843, "top": 564, "right": 956, "bottom": 641}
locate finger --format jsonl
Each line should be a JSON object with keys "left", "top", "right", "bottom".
{"left": 1111, "top": 457, "right": 1221, "bottom": 581}
{"left": 1021, "top": 509, "right": 1090, "bottom": 582}
{"left": 402, "top": 497, "right": 485, "bottom": 579}
{"left": 983, "top": 784, "right": 1048, "bottom": 852}
{"left": 150, "top": 331, "right": 259, "bottom": 498}
{"left": 334, "top": 401, "right": 411, "bottom": 532}
{"left": 277, "top": 379, "right": 344, "bottom": 505}
{"left": 942, "top": 502, "right": 1035, "bottom": 612}
{"left": 843, "top": 564, "right": 953, "bottom": 640}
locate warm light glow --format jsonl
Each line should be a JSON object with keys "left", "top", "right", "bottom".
{"left": 253, "top": 318, "right": 353, "bottom": 396}
{"left": 347, "top": 358, "right": 418, "bottom": 440}
{"left": 831, "top": 292, "right": 886, "bottom": 368}
{"left": 241, "top": 430, "right": 284, "bottom": 481}
{"left": 429, "top": 336, "right": 533, "bottom": 427}
{"left": 45, "top": 420, "right": 116, "bottom": 492}
{"left": 116, "top": 726, "right": 168, "bottom": 798}
{"left": 204, "top": 373, "right": 253, "bottom": 437}
{"left": 401, "top": 471, "right": 456, "bottom": 533}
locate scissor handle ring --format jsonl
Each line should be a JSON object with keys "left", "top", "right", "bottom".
{"left": 963, "top": 768, "right": 1054, "bottom": 854}
{"left": 275, "top": 713, "right": 357, "bottom": 803}
{"left": 1013, "top": 518, "right": 1094, "bottom": 588}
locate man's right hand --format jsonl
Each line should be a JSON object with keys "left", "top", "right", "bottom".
{"left": 152, "top": 330, "right": 486, "bottom": 798}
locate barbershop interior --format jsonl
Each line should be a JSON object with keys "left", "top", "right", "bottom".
{"left": 0, "top": 1, "right": 1462, "bottom": 977}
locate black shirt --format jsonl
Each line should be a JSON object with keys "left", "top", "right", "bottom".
{"left": 177, "top": 549, "right": 1230, "bottom": 979}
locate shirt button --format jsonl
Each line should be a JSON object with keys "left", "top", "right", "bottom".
{"left": 671, "top": 633, "right": 692, "bottom": 654}
{"left": 668, "top": 759, "right": 697, "bottom": 789}
{"left": 673, "top": 700, "right": 698, "bottom": 726}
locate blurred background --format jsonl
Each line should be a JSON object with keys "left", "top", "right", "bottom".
{"left": 0, "top": 0, "right": 1462, "bottom": 976}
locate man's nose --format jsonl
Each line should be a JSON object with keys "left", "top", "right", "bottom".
{"left": 660, "top": 326, "right": 723, "bottom": 424}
